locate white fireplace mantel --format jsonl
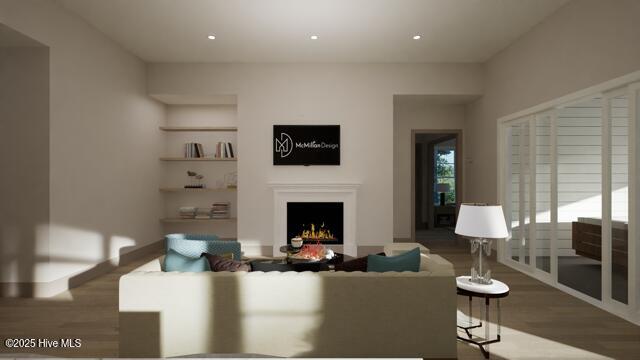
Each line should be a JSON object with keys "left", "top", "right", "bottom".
{"left": 269, "top": 182, "right": 360, "bottom": 257}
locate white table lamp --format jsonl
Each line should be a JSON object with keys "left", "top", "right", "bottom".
{"left": 455, "top": 204, "right": 508, "bottom": 285}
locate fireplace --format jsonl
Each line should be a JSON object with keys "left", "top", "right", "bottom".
{"left": 287, "top": 202, "right": 344, "bottom": 245}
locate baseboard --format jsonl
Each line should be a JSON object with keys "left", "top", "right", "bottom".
{"left": 0, "top": 239, "right": 164, "bottom": 298}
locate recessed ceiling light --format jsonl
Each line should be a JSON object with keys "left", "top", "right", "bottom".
{"left": 412, "top": 35, "right": 422, "bottom": 40}
{"left": 207, "top": 34, "right": 216, "bottom": 40}
{"left": 310, "top": 35, "right": 319, "bottom": 40}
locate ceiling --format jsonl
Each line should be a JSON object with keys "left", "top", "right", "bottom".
{"left": 59, "top": 0, "right": 568, "bottom": 63}
{"left": 0, "top": 23, "right": 46, "bottom": 47}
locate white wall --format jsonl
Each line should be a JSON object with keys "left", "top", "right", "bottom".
{"left": 0, "top": 45, "right": 49, "bottom": 292}
{"left": 0, "top": 0, "right": 165, "bottom": 295}
{"left": 148, "top": 63, "right": 483, "bottom": 252}
{"left": 465, "top": 0, "right": 640, "bottom": 205}
{"left": 393, "top": 97, "right": 466, "bottom": 239}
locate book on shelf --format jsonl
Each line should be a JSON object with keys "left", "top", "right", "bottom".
{"left": 211, "top": 201, "right": 230, "bottom": 219}
{"left": 214, "top": 142, "right": 235, "bottom": 159}
{"left": 185, "top": 142, "right": 206, "bottom": 158}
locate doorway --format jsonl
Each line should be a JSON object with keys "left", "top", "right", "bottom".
{"left": 411, "top": 130, "right": 462, "bottom": 243}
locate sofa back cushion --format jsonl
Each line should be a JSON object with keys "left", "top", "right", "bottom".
{"left": 163, "top": 249, "right": 211, "bottom": 272}
{"left": 367, "top": 247, "right": 420, "bottom": 272}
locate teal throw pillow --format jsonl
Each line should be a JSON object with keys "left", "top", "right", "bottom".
{"left": 164, "top": 249, "right": 211, "bottom": 272}
{"left": 366, "top": 247, "right": 421, "bottom": 272}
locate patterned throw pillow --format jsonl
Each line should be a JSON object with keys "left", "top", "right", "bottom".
{"left": 201, "top": 252, "right": 251, "bottom": 272}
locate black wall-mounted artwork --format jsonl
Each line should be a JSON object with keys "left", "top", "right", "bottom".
{"left": 273, "top": 125, "right": 340, "bottom": 165}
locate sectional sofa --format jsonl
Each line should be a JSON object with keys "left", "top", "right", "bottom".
{"left": 119, "top": 250, "right": 457, "bottom": 358}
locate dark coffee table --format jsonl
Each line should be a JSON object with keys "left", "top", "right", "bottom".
{"left": 278, "top": 245, "right": 350, "bottom": 268}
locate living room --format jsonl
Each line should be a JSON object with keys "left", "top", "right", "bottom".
{"left": 1, "top": 0, "right": 640, "bottom": 359}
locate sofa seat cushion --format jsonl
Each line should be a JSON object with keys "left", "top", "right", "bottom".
{"left": 367, "top": 247, "right": 420, "bottom": 272}
{"left": 163, "top": 249, "right": 211, "bottom": 272}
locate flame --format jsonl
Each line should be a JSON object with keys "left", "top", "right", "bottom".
{"left": 297, "top": 222, "right": 336, "bottom": 241}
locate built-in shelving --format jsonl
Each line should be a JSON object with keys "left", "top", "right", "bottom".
{"left": 159, "top": 187, "right": 237, "bottom": 193}
{"left": 159, "top": 157, "right": 237, "bottom": 161}
{"left": 159, "top": 100, "right": 238, "bottom": 238}
{"left": 159, "top": 126, "right": 237, "bottom": 132}
{"left": 160, "top": 218, "right": 237, "bottom": 224}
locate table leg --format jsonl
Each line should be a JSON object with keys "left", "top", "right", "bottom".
{"left": 497, "top": 298, "right": 501, "bottom": 337}
{"left": 469, "top": 295, "right": 473, "bottom": 333}
{"left": 485, "top": 296, "right": 490, "bottom": 355}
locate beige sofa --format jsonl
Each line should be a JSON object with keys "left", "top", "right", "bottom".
{"left": 119, "top": 251, "right": 456, "bottom": 358}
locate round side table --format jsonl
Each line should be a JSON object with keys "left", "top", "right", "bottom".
{"left": 456, "top": 276, "right": 509, "bottom": 359}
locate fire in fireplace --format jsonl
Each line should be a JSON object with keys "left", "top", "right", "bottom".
{"left": 287, "top": 202, "right": 344, "bottom": 244}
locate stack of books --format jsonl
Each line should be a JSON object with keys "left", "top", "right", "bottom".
{"left": 211, "top": 202, "right": 230, "bottom": 219}
{"left": 185, "top": 143, "right": 205, "bottom": 158}
{"left": 215, "top": 142, "right": 235, "bottom": 159}
{"left": 179, "top": 206, "right": 196, "bottom": 219}
{"left": 195, "top": 207, "right": 213, "bottom": 220}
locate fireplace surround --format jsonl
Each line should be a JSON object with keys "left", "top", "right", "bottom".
{"left": 270, "top": 182, "right": 359, "bottom": 256}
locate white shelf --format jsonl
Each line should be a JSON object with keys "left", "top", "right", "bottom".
{"left": 159, "top": 187, "right": 237, "bottom": 193}
{"left": 160, "top": 157, "right": 236, "bottom": 161}
{"left": 159, "top": 126, "right": 237, "bottom": 132}
{"left": 160, "top": 218, "right": 237, "bottom": 224}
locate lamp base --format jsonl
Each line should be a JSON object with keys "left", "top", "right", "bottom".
{"left": 469, "top": 238, "right": 493, "bottom": 285}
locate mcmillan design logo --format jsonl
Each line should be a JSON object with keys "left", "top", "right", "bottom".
{"left": 275, "top": 132, "right": 293, "bottom": 158}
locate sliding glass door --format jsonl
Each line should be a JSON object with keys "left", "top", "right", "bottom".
{"left": 556, "top": 96, "right": 603, "bottom": 300}
{"left": 609, "top": 94, "right": 629, "bottom": 305}
{"left": 535, "top": 114, "right": 552, "bottom": 274}
{"left": 499, "top": 79, "right": 639, "bottom": 323}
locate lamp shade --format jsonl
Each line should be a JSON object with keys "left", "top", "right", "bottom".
{"left": 455, "top": 204, "right": 508, "bottom": 239}
{"left": 436, "top": 183, "right": 450, "bottom": 193}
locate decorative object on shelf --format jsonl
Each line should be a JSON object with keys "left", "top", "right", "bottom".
{"left": 455, "top": 204, "right": 508, "bottom": 285}
{"left": 436, "top": 183, "right": 451, "bottom": 206}
{"left": 291, "top": 237, "right": 303, "bottom": 248}
{"left": 185, "top": 171, "right": 205, "bottom": 188}
{"left": 224, "top": 171, "right": 238, "bottom": 188}
{"left": 211, "top": 202, "right": 230, "bottom": 219}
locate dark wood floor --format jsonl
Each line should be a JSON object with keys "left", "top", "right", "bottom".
{"left": 419, "top": 234, "right": 640, "bottom": 360}
{"left": 1, "top": 236, "right": 639, "bottom": 359}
